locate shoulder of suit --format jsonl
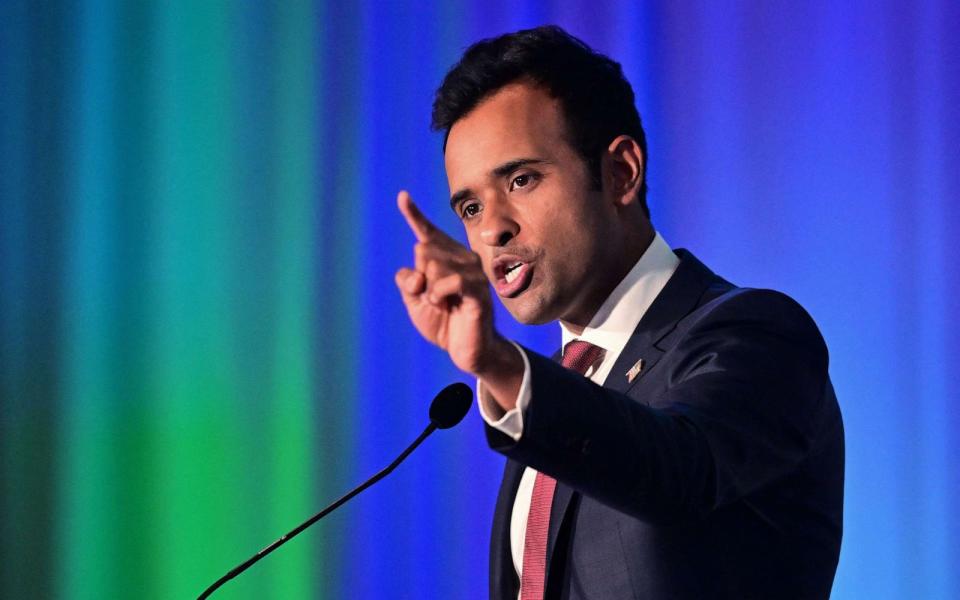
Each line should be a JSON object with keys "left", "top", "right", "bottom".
{"left": 677, "top": 287, "right": 828, "bottom": 355}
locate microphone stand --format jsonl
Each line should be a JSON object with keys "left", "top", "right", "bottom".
{"left": 197, "top": 422, "right": 437, "bottom": 599}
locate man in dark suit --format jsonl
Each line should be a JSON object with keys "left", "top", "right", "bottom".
{"left": 395, "top": 26, "right": 843, "bottom": 599}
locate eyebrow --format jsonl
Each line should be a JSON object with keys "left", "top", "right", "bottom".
{"left": 449, "top": 158, "right": 550, "bottom": 212}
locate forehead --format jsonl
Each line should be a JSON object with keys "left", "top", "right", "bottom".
{"left": 443, "top": 82, "right": 571, "bottom": 187}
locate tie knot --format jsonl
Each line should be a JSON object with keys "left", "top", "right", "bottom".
{"left": 561, "top": 340, "right": 604, "bottom": 375}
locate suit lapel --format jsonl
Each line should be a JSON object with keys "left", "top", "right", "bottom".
{"left": 543, "top": 250, "right": 724, "bottom": 585}
{"left": 491, "top": 458, "right": 525, "bottom": 599}
{"left": 605, "top": 249, "right": 723, "bottom": 395}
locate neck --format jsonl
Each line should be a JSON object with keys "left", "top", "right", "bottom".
{"left": 560, "top": 225, "right": 655, "bottom": 335}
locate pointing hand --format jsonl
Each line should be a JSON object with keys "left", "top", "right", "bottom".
{"left": 395, "top": 190, "right": 502, "bottom": 375}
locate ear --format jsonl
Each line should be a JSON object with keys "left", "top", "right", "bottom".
{"left": 602, "top": 135, "right": 644, "bottom": 208}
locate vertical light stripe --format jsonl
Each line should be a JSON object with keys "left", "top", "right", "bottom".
{"left": 59, "top": 0, "right": 116, "bottom": 596}
{"left": 263, "top": 0, "right": 318, "bottom": 597}
{"left": 151, "top": 1, "right": 245, "bottom": 596}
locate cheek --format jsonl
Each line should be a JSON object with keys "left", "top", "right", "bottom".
{"left": 548, "top": 214, "right": 606, "bottom": 278}
{"left": 464, "top": 231, "right": 479, "bottom": 253}
{"left": 548, "top": 211, "right": 591, "bottom": 254}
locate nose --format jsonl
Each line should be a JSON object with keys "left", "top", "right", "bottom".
{"left": 478, "top": 194, "right": 519, "bottom": 247}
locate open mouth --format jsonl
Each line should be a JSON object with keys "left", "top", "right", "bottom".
{"left": 493, "top": 256, "right": 533, "bottom": 298}
{"left": 504, "top": 261, "right": 524, "bottom": 284}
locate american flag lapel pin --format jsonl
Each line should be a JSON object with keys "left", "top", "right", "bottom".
{"left": 626, "top": 358, "right": 644, "bottom": 383}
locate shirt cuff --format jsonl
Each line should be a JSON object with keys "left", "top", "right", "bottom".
{"left": 476, "top": 340, "right": 532, "bottom": 441}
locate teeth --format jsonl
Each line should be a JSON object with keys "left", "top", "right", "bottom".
{"left": 505, "top": 263, "right": 522, "bottom": 283}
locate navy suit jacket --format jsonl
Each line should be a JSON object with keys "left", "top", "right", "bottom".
{"left": 486, "top": 250, "right": 844, "bottom": 599}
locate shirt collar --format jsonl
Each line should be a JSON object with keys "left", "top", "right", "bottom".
{"left": 560, "top": 232, "right": 680, "bottom": 358}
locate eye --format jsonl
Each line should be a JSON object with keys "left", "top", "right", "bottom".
{"left": 510, "top": 174, "right": 530, "bottom": 191}
{"left": 509, "top": 172, "right": 540, "bottom": 192}
{"left": 461, "top": 201, "right": 481, "bottom": 220}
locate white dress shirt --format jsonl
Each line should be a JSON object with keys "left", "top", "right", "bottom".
{"left": 476, "top": 232, "right": 681, "bottom": 585}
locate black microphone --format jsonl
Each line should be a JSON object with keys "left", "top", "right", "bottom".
{"left": 198, "top": 382, "right": 473, "bottom": 599}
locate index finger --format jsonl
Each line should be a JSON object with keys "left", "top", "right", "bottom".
{"left": 397, "top": 190, "right": 438, "bottom": 242}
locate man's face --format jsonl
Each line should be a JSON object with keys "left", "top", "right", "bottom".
{"left": 444, "top": 82, "right": 623, "bottom": 326}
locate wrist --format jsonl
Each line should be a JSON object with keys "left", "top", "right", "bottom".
{"left": 473, "top": 335, "right": 520, "bottom": 378}
{"left": 474, "top": 336, "right": 524, "bottom": 413}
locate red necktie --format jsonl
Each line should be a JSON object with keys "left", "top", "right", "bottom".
{"left": 520, "top": 339, "right": 604, "bottom": 600}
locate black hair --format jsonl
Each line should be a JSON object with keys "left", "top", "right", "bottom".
{"left": 431, "top": 25, "right": 649, "bottom": 217}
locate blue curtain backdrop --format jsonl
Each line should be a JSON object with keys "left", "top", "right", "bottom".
{"left": 1, "top": 1, "right": 958, "bottom": 598}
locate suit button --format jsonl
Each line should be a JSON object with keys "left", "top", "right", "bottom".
{"left": 581, "top": 438, "right": 591, "bottom": 455}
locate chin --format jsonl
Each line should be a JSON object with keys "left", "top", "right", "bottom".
{"left": 502, "top": 295, "right": 557, "bottom": 326}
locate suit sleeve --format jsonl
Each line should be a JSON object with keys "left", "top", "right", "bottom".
{"left": 484, "top": 289, "right": 831, "bottom": 521}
